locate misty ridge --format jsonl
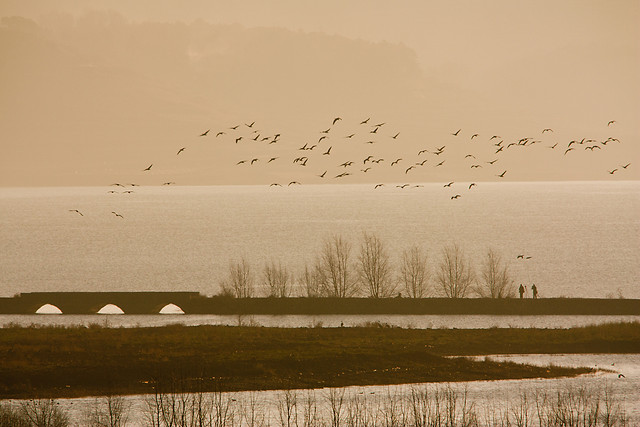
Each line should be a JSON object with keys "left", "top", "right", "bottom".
{"left": 1, "top": 12, "right": 424, "bottom": 124}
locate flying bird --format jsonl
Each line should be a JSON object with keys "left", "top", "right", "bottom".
{"left": 200, "top": 129, "right": 210, "bottom": 136}
{"left": 216, "top": 131, "right": 225, "bottom": 137}
{"left": 142, "top": 164, "right": 153, "bottom": 171}
{"left": 564, "top": 148, "right": 574, "bottom": 155}
{"left": 162, "top": 182, "right": 175, "bottom": 185}
{"left": 176, "top": 147, "right": 186, "bottom": 155}
{"left": 468, "top": 183, "right": 477, "bottom": 189}
{"left": 608, "top": 169, "right": 618, "bottom": 174}
{"left": 451, "top": 195, "right": 461, "bottom": 199}
{"left": 444, "top": 182, "right": 454, "bottom": 187}
{"left": 497, "top": 170, "right": 507, "bottom": 178}
{"left": 396, "top": 184, "right": 410, "bottom": 189}
{"left": 318, "top": 171, "right": 327, "bottom": 178}
{"left": 405, "top": 165, "right": 415, "bottom": 174}
{"left": 332, "top": 117, "right": 342, "bottom": 125}
{"left": 345, "top": 134, "right": 355, "bottom": 139}
{"left": 391, "top": 132, "right": 400, "bottom": 139}
{"left": 621, "top": 163, "right": 631, "bottom": 169}
{"left": 374, "top": 184, "right": 384, "bottom": 189}
{"left": 250, "top": 158, "right": 259, "bottom": 165}
{"left": 270, "top": 183, "right": 282, "bottom": 187}
{"left": 288, "top": 181, "right": 301, "bottom": 186}
{"left": 435, "top": 161, "right": 445, "bottom": 167}
{"left": 268, "top": 157, "right": 278, "bottom": 163}
{"left": 360, "top": 118, "right": 370, "bottom": 124}
{"left": 548, "top": 143, "right": 558, "bottom": 149}
{"left": 69, "top": 209, "right": 83, "bottom": 216}
{"left": 391, "top": 158, "right": 402, "bottom": 166}
{"left": 323, "top": 146, "right": 332, "bottom": 155}
{"left": 245, "top": 121, "right": 255, "bottom": 128}
{"left": 362, "top": 167, "right": 372, "bottom": 173}
{"left": 542, "top": 128, "right": 553, "bottom": 133}
{"left": 235, "top": 137, "right": 243, "bottom": 143}
{"left": 111, "top": 211, "right": 124, "bottom": 218}
{"left": 470, "top": 134, "right": 478, "bottom": 140}
{"left": 608, "top": 120, "right": 616, "bottom": 126}
{"left": 451, "top": 129, "right": 461, "bottom": 136}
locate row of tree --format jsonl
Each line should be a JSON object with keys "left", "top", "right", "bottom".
{"left": 221, "top": 234, "right": 518, "bottom": 299}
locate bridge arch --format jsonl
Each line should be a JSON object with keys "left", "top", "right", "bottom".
{"left": 35, "top": 304, "right": 63, "bottom": 314}
{"left": 159, "top": 303, "right": 185, "bottom": 314}
{"left": 96, "top": 304, "right": 125, "bottom": 314}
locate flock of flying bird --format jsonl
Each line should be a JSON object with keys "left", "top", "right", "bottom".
{"left": 69, "top": 116, "right": 629, "bottom": 218}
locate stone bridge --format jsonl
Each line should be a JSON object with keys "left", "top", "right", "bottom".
{"left": 1, "top": 292, "right": 204, "bottom": 314}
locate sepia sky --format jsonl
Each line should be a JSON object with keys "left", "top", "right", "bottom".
{"left": 0, "top": 0, "right": 638, "bottom": 186}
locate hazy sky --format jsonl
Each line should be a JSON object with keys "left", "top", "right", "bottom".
{"left": 1, "top": 0, "right": 638, "bottom": 186}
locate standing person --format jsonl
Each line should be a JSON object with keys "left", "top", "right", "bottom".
{"left": 532, "top": 284, "right": 538, "bottom": 299}
{"left": 519, "top": 284, "right": 525, "bottom": 299}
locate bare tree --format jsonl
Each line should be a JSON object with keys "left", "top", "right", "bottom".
{"left": 300, "top": 263, "right": 322, "bottom": 297}
{"left": 357, "top": 232, "right": 395, "bottom": 298}
{"left": 85, "top": 395, "right": 131, "bottom": 427}
{"left": 221, "top": 257, "right": 254, "bottom": 298}
{"left": 20, "top": 398, "right": 69, "bottom": 427}
{"left": 316, "top": 235, "right": 359, "bottom": 298}
{"left": 474, "top": 248, "right": 516, "bottom": 298}
{"left": 263, "top": 260, "right": 293, "bottom": 298}
{"left": 400, "top": 245, "right": 430, "bottom": 298}
{"left": 436, "top": 244, "right": 474, "bottom": 298}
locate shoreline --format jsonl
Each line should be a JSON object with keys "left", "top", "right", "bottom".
{"left": 1, "top": 322, "right": 638, "bottom": 399}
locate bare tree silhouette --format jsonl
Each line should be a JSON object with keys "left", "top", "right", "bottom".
{"left": 357, "top": 232, "right": 395, "bottom": 298}
{"left": 221, "top": 258, "right": 254, "bottom": 298}
{"left": 263, "top": 260, "right": 293, "bottom": 298}
{"left": 436, "top": 244, "right": 475, "bottom": 298}
{"left": 316, "top": 235, "right": 359, "bottom": 298}
{"left": 400, "top": 245, "right": 430, "bottom": 298}
{"left": 474, "top": 248, "right": 516, "bottom": 298}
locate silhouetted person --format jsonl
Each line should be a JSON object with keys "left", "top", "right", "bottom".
{"left": 519, "top": 284, "right": 525, "bottom": 299}
{"left": 532, "top": 284, "right": 538, "bottom": 299}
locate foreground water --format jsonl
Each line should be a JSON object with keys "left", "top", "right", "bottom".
{"left": 1, "top": 181, "right": 639, "bottom": 299}
{"left": 3, "top": 354, "right": 638, "bottom": 426}
{"left": 2, "top": 313, "right": 640, "bottom": 329}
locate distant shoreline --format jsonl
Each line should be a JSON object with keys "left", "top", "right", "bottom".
{"left": 2, "top": 322, "right": 638, "bottom": 399}
{"left": 1, "top": 293, "right": 639, "bottom": 315}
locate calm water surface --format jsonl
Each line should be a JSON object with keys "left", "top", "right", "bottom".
{"left": 1, "top": 181, "right": 638, "bottom": 299}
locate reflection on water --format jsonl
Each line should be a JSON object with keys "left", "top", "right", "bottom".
{"left": 4, "top": 355, "right": 637, "bottom": 426}
{"left": 2, "top": 313, "right": 639, "bottom": 329}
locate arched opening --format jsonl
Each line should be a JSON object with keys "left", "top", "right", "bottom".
{"left": 159, "top": 303, "right": 185, "bottom": 314}
{"left": 97, "top": 304, "right": 125, "bottom": 314}
{"left": 35, "top": 304, "right": 63, "bottom": 314}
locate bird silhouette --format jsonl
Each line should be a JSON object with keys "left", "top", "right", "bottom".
{"left": 444, "top": 182, "right": 454, "bottom": 187}
{"left": 497, "top": 170, "right": 507, "bottom": 178}
{"left": 564, "top": 148, "right": 574, "bottom": 155}
{"left": 162, "top": 182, "right": 175, "bottom": 186}
{"left": 418, "top": 149, "right": 429, "bottom": 156}
{"left": 621, "top": 163, "right": 631, "bottom": 169}
{"left": 288, "top": 181, "right": 301, "bottom": 186}
{"left": 323, "top": 146, "right": 332, "bottom": 156}
{"left": 245, "top": 121, "right": 255, "bottom": 128}
{"left": 452, "top": 129, "right": 461, "bottom": 136}
{"left": 236, "top": 160, "right": 247, "bottom": 165}
{"left": 468, "top": 183, "right": 477, "bottom": 189}
{"left": 608, "top": 169, "right": 618, "bottom": 174}
{"left": 345, "top": 134, "right": 355, "bottom": 139}
{"left": 142, "top": 164, "right": 153, "bottom": 171}
{"left": 374, "top": 184, "right": 384, "bottom": 189}
{"left": 435, "top": 161, "right": 445, "bottom": 167}
{"left": 111, "top": 211, "right": 124, "bottom": 218}
{"left": 362, "top": 167, "right": 372, "bottom": 173}
{"left": 176, "top": 147, "right": 186, "bottom": 155}
{"left": 268, "top": 157, "right": 278, "bottom": 163}
{"left": 235, "top": 137, "right": 243, "bottom": 143}
{"left": 69, "top": 209, "right": 83, "bottom": 216}
{"left": 470, "top": 134, "right": 478, "bottom": 140}
{"left": 391, "top": 132, "right": 400, "bottom": 139}
{"left": 270, "top": 183, "right": 282, "bottom": 187}
{"left": 486, "top": 159, "right": 499, "bottom": 165}
{"left": 250, "top": 158, "right": 259, "bottom": 165}
{"left": 608, "top": 120, "right": 616, "bottom": 126}
{"left": 200, "top": 129, "right": 210, "bottom": 136}
{"left": 618, "top": 373, "right": 625, "bottom": 378}
{"left": 318, "top": 171, "right": 327, "bottom": 178}
{"left": 216, "top": 131, "right": 225, "bottom": 137}
{"left": 451, "top": 195, "right": 461, "bottom": 199}
{"left": 396, "top": 184, "right": 410, "bottom": 189}
{"left": 542, "top": 128, "right": 553, "bottom": 133}
{"left": 360, "top": 118, "right": 370, "bottom": 124}
{"left": 332, "top": 117, "right": 342, "bottom": 125}
{"left": 405, "top": 166, "right": 415, "bottom": 174}
{"left": 548, "top": 143, "right": 558, "bottom": 149}
{"left": 391, "top": 158, "right": 402, "bottom": 166}
{"left": 229, "top": 125, "right": 239, "bottom": 130}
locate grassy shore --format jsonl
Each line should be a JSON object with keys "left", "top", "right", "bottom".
{"left": 0, "top": 322, "right": 638, "bottom": 399}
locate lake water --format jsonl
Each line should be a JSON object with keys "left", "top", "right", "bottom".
{"left": 1, "top": 181, "right": 639, "bottom": 300}
{"left": 3, "top": 354, "right": 638, "bottom": 426}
